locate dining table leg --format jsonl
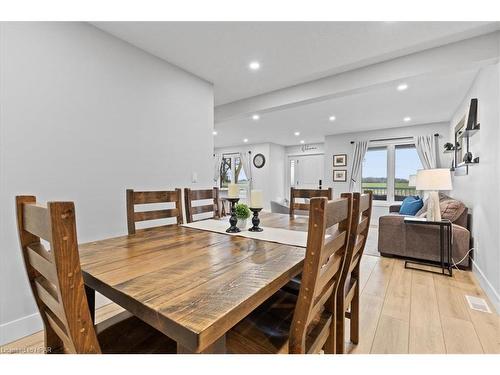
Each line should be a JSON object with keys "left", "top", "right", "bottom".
{"left": 84, "top": 284, "right": 95, "bottom": 324}
{"left": 177, "top": 335, "right": 226, "bottom": 354}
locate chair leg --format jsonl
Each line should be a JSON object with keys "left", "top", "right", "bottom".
{"left": 324, "top": 294, "right": 336, "bottom": 354}
{"left": 350, "top": 282, "right": 360, "bottom": 345}
{"left": 335, "top": 297, "right": 345, "bottom": 354}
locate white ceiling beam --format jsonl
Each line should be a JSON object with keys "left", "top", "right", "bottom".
{"left": 215, "top": 31, "right": 500, "bottom": 123}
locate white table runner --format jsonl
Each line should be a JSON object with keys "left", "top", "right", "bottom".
{"left": 182, "top": 219, "right": 307, "bottom": 248}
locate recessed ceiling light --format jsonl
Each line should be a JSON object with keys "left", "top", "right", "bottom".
{"left": 249, "top": 61, "right": 261, "bottom": 71}
{"left": 403, "top": 116, "right": 411, "bottom": 122}
{"left": 397, "top": 83, "right": 408, "bottom": 91}
{"left": 212, "top": 130, "right": 218, "bottom": 135}
{"left": 329, "top": 115, "right": 336, "bottom": 122}
{"left": 294, "top": 131, "right": 300, "bottom": 136}
{"left": 243, "top": 138, "right": 249, "bottom": 143}
{"left": 252, "top": 114, "right": 260, "bottom": 121}
{"left": 300, "top": 140, "right": 305, "bottom": 144}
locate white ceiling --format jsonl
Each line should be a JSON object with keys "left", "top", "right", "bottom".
{"left": 213, "top": 68, "right": 479, "bottom": 147}
{"left": 92, "top": 21, "right": 498, "bottom": 105}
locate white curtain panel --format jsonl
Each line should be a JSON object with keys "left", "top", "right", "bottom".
{"left": 239, "top": 151, "right": 253, "bottom": 193}
{"left": 349, "top": 141, "right": 368, "bottom": 192}
{"left": 414, "top": 135, "right": 437, "bottom": 169}
{"left": 213, "top": 153, "right": 222, "bottom": 185}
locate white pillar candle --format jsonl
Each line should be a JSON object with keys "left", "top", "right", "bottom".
{"left": 250, "top": 190, "right": 263, "bottom": 208}
{"left": 228, "top": 184, "right": 239, "bottom": 198}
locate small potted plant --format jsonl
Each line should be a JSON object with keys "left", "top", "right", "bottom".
{"left": 444, "top": 142, "right": 455, "bottom": 151}
{"left": 234, "top": 203, "right": 251, "bottom": 230}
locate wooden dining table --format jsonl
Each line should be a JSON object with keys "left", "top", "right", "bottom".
{"left": 79, "top": 213, "right": 309, "bottom": 353}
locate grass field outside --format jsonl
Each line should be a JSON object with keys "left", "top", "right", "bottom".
{"left": 362, "top": 180, "right": 417, "bottom": 200}
{"left": 362, "top": 181, "right": 410, "bottom": 189}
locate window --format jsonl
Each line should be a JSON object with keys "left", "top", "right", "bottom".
{"left": 220, "top": 153, "right": 248, "bottom": 188}
{"left": 362, "top": 147, "right": 388, "bottom": 201}
{"left": 362, "top": 142, "right": 422, "bottom": 202}
{"left": 220, "top": 156, "right": 232, "bottom": 188}
{"left": 235, "top": 156, "right": 248, "bottom": 184}
{"left": 394, "top": 145, "right": 422, "bottom": 201}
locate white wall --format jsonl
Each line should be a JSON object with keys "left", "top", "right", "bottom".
{"left": 0, "top": 22, "right": 214, "bottom": 344}
{"left": 323, "top": 123, "right": 450, "bottom": 224}
{"left": 448, "top": 64, "right": 500, "bottom": 312}
{"left": 215, "top": 143, "right": 286, "bottom": 209}
{"left": 269, "top": 143, "right": 286, "bottom": 204}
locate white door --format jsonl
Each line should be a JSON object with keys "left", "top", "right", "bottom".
{"left": 289, "top": 154, "right": 325, "bottom": 190}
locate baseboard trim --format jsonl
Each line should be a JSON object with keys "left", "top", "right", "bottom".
{"left": 471, "top": 258, "right": 500, "bottom": 314}
{"left": 0, "top": 293, "right": 112, "bottom": 346}
{"left": 0, "top": 312, "right": 42, "bottom": 346}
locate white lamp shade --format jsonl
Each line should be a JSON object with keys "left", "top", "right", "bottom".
{"left": 408, "top": 174, "right": 417, "bottom": 187}
{"left": 416, "top": 168, "right": 452, "bottom": 191}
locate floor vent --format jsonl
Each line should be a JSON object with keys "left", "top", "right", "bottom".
{"left": 465, "top": 295, "right": 492, "bottom": 313}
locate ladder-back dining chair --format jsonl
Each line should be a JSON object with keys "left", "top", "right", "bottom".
{"left": 184, "top": 187, "right": 220, "bottom": 223}
{"left": 226, "top": 195, "right": 353, "bottom": 354}
{"left": 126, "top": 188, "right": 183, "bottom": 235}
{"left": 289, "top": 187, "right": 333, "bottom": 216}
{"left": 15, "top": 196, "right": 176, "bottom": 354}
{"left": 336, "top": 191, "right": 373, "bottom": 353}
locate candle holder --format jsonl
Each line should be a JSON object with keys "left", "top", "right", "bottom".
{"left": 226, "top": 198, "right": 241, "bottom": 233}
{"left": 248, "top": 207, "right": 263, "bottom": 232}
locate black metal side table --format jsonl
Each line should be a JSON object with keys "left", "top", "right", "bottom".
{"left": 403, "top": 217, "right": 453, "bottom": 277}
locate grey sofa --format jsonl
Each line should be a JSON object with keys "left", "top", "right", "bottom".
{"left": 378, "top": 194, "right": 471, "bottom": 268}
{"left": 270, "top": 200, "right": 290, "bottom": 214}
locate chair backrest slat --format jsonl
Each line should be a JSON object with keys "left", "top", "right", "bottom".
{"left": 184, "top": 188, "right": 220, "bottom": 223}
{"left": 306, "top": 316, "right": 332, "bottom": 354}
{"left": 23, "top": 203, "right": 53, "bottom": 242}
{"left": 132, "top": 190, "right": 179, "bottom": 204}
{"left": 289, "top": 194, "right": 352, "bottom": 354}
{"left": 126, "top": 188, "right": 183, "bottom": 234}
{"left": 34, "top": 277, "right": 66, "bottom": 323}
{"left": 16, "top": 196, "right": 101, "bottom": 354}
{"left": 320, "top": 231, "right": 347, "bottom": 266}
{"left": 289, "top": 188, "right": 332, "bottom": 217}
{"left": 26, "top": 244, "right": 59, "bottom": 285}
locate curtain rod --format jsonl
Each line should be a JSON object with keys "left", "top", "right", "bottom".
{"left": 350, "top": 133, "right": 439, "bottom": 144}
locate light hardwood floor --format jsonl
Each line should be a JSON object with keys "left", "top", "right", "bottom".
{"left": 2, "top": 255, "right": 498, "bottom": 354}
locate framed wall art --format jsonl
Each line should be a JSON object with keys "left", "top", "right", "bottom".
{"left": 333, "top": 154, "right": 347, "bottom": 167}
{"left": 333, "top": 169, "right": 347, "bottom": 182}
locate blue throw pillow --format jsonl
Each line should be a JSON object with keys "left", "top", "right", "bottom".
{"left": 399, "top": 196, "right": 423, "bottom": 216}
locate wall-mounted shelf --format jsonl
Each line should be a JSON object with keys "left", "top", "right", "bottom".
{"left": 452, "top": 98, "right": 480, "bottom": 175}
{"left": 457, "top": 124, "right": 480, "bottom": 140}
{"left": 456, "top": 160, "right": 480, "bottom": 168}
{"left": 443, "top": 149, "right": 455, "bottom": 154}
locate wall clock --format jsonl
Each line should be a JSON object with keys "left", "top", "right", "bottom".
{"left": 253, "top": 153, "right": 266, "bottom": 168}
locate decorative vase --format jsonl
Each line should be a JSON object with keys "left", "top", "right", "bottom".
{"left": 236, "top": 218, "right": 247, "bottom": 230}
{"left": 463, "top": 152, "right": 473, "bottom": 163}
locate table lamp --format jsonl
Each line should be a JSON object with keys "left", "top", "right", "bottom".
{"left": 416, "top": 168, "right": 452, "bottom": 221}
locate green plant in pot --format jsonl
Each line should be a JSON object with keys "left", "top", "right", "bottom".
{"left": 444, "top": 142, "right": 455, "bottom": 151}
{"left": 234, "top": 203, "right": 251, "bottom": 230}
